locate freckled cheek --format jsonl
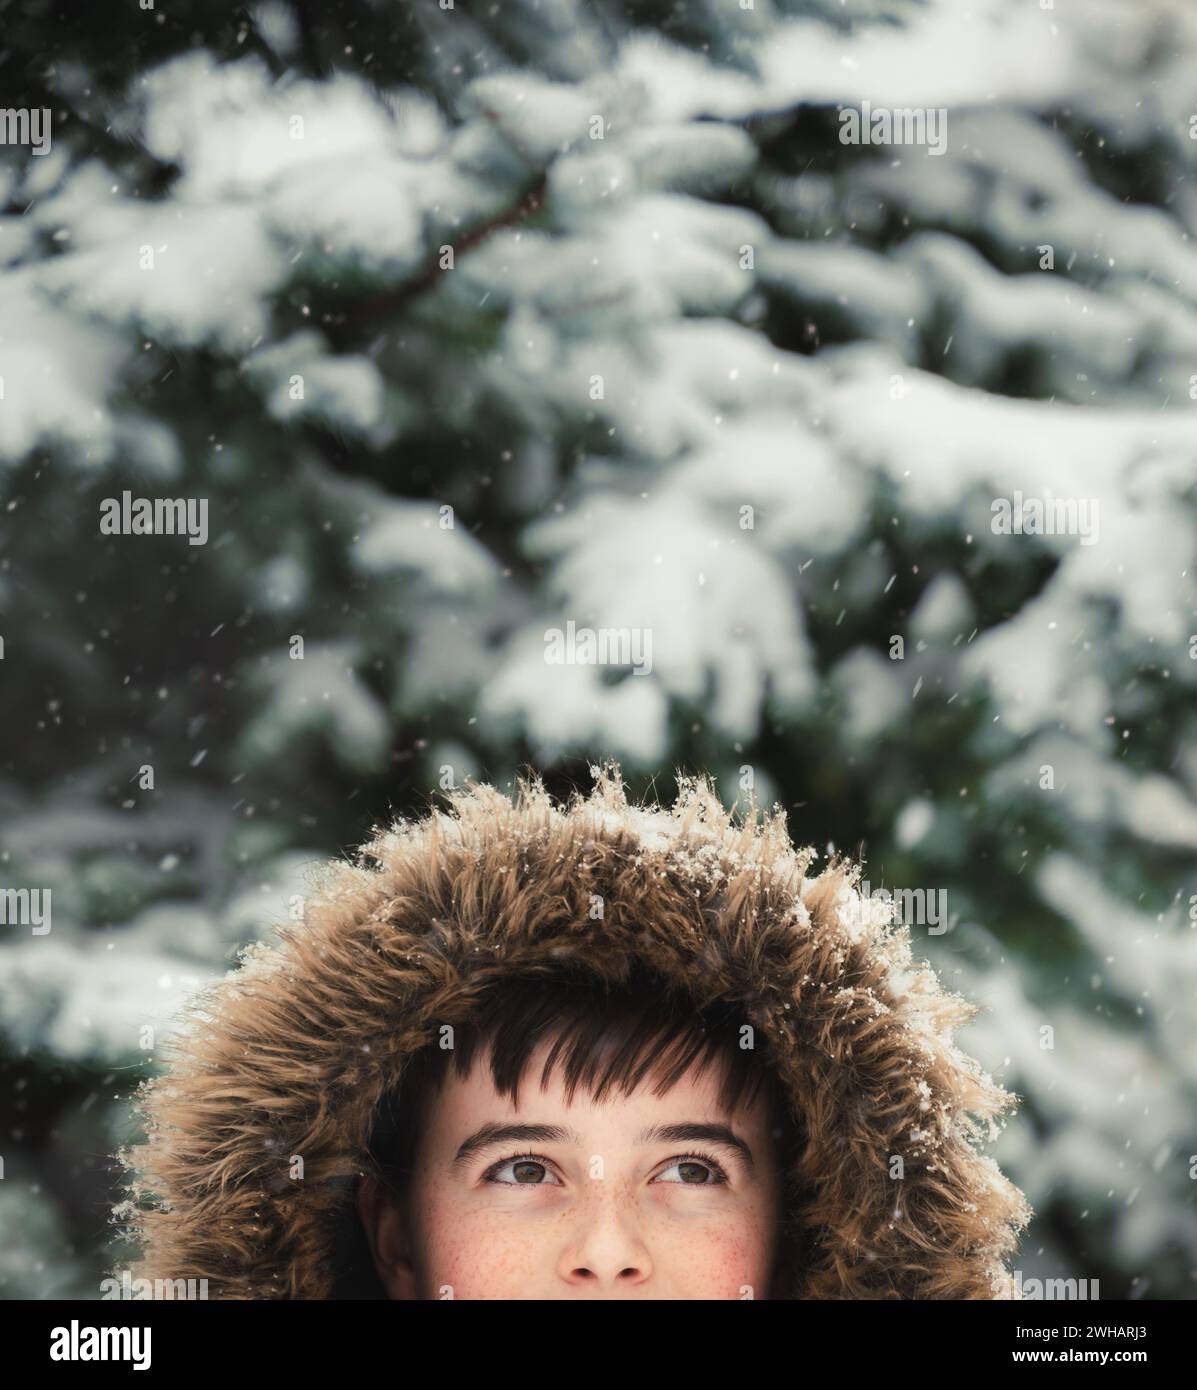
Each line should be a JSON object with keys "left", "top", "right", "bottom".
{"left": 648, "top": 1192, "right": 777, "bottom": 1298}
{"left": 418, "top": 1197, "right": 541, "bottom": 1298}
{"left": 657, "top": 1223, "right": 765, "bottom": 1297}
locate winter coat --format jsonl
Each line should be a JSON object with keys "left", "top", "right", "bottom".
{"left": 113, "top": 764, "right": 1031, "bottom": 1298}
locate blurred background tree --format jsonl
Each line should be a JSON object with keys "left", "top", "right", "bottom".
{"left": 1, "top": 0, "right": 1195, "bottom": 1298}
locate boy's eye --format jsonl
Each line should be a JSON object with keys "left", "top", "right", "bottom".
{"left": 484, "top": 1155, "right": 562, "bottom": 1185}
{"left": 653, "top": 1156, "right": 728, "bottom": 1186}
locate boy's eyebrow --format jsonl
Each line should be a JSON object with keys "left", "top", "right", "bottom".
{"left": 451, "top": 1120, "right": 754, "bottom": 1174}
{"left": 452, "top": 1122, "right": 576, "bottom": 1171}
{"left": 636, "top": 1122, "right": 756, "bottom": 1175}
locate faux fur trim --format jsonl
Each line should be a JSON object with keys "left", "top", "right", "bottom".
{"left": 112, "top": 762, "right": 1031, "bottom": 1298}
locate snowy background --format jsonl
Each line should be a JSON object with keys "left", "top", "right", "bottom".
{"left": 1, "top": 0, "right": 1196, "bottom": 1298}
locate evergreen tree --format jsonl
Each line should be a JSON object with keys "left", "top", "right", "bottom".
{"left": 1, "top": 0, "right": 1195, "bottom": 1298}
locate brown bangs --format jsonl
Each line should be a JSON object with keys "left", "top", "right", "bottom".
{"left": 367, "top": 967, "right": 795, "bottom": 1195}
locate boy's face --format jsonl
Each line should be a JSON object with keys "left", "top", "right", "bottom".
{"left": 359, "top": 1039, "right": 785, "bottom": 1299}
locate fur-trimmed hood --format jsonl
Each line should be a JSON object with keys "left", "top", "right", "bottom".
{"left": 113, "top": 764, "right": 1031, "bottom": 1298}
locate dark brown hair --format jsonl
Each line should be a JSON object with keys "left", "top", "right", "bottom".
{"left": 366, "top": 966, "right": 803, "bottom": 1200}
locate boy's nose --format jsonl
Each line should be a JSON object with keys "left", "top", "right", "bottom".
{"left": 557, "top": 1202, "right": 654, "bottom": 1291}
